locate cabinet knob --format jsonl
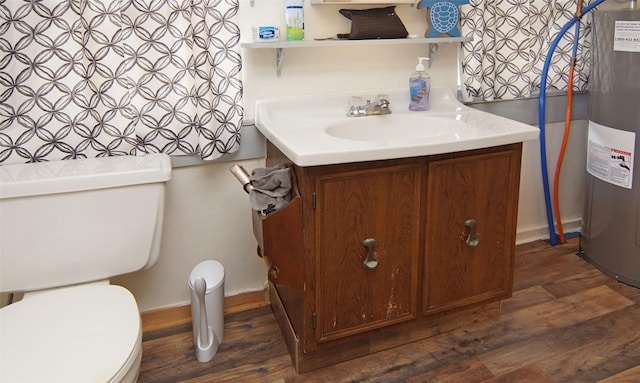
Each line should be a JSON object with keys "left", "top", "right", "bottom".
{"left": 464, "top": 219, "right": 480, "bottom": 248}
{"left": 362, "top": 238, "right": 379, "bottom": 269}
{"left": 269, "top": 265, "right": 280, "bottom": 280}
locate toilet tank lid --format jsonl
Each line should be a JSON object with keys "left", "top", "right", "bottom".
{"left": 0, "top": 154, "right": 172, "bottom": 199}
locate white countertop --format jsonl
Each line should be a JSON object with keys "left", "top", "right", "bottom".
{"left": 255, "top": 88, "right": 540, "bottom": 167}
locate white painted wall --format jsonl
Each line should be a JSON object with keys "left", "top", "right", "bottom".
{"left": 114, "top": 0, "right": 624, "bottom": 311}
{"left": 240, "top": 1, "right": 461, "bottom": 111}
{"left": 112, "top": 158, "right": 267, "bottom": 312}
{"left": 518, "top": 120, "right": 588, "bottom": 243}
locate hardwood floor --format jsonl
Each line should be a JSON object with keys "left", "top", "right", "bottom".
{"left": 138, "top": 238, "right": 640, "bottom": 382}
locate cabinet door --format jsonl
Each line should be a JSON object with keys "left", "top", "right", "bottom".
{"left": 315, "top": 164, "right": 421, "bottom": 343}
{"left": 423, "top": 148, "right": 521, "bottom": 314}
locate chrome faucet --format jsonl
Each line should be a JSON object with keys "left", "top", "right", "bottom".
{"left": 347, "top": 94, "right": 391, "bottom": 117}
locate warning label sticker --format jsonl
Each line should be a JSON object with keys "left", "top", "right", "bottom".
{"left": 587, "top": 121, "right": 635, "bottom": 189}
{"left": 614, "top": 20, "right": 640, "bottom": 52}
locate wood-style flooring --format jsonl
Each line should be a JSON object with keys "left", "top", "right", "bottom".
{"left": 139, "top": 238, "right": 640, "bottom": 382}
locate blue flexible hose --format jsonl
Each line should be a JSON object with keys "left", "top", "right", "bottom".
{"left": 538, "top": 0, "right": 606, "bottom": 245}
{"left": 572, "top": 23, "right": 581, "bottom": 59}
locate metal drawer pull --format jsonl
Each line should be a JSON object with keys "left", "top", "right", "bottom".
{"left": 464, "top": 219, "right": 480, "bottom": 248}
{"left": 362, "top": 238, "right": 379, "bottom": 269}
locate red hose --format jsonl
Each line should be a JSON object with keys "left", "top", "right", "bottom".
{"left": 552, "top": 0, "right": 585, "bottom": 244}
{"left": 553, "top": 62, "right": 576, "bottom": 244}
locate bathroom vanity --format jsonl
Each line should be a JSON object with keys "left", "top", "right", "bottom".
{"left": 254, "top": 141, "right": 521, "bottom": 372}
{"left": 252, "top": 88, "right": 538, "bottom": 372}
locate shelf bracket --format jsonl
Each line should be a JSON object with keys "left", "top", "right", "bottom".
{"left": 426, "top": 43, "right": 439, "bottom": 69}
{"left": 276, "top": 47, "right": 286, "bottom": 77}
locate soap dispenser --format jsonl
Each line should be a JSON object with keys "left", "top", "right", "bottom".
{"left": 409, "top": 57, "right": 431, "bottom": 111}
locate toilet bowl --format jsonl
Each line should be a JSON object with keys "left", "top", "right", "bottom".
{"left": 1, "top": 284, "right": 142, "bottom": 383}
{"left": 0, "top": 154, "right": 172, "bottom": 383}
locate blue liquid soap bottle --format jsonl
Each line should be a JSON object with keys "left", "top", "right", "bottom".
{"left": 409, "top": 57, "right": 431, "bottom": 111}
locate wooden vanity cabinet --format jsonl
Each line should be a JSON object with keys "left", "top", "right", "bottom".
{"left": 257, "top": 142, "right": 522, "bottom": 373}
{"left": 423, "top": 149, "right": 521, "bottom": 314}
{"left": 313, "top": 163, "right": 422, "bottom": 343}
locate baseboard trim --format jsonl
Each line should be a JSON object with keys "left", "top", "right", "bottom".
{"left": 142, "top": 219, "right": 584, "bottom": 333}
{"left": 516, "top": 217, "right": 582, "bottom": 245}
{"left": 141, "top": 288, "right": 269, "bottom": 333}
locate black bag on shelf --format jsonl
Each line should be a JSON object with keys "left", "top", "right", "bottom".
{"left": 339, "top": 6, "right": 409, "bottom": 40}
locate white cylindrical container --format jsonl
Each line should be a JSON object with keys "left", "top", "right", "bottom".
{"left": 189, "top": 260, "right": 225, "bottom": 363}
{"left": 285, "top": 0, "right": 304, "bottom": 41}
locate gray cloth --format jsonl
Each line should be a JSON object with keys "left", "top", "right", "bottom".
{"left": 249, "top": 165, "right": 292, "bottom": 214}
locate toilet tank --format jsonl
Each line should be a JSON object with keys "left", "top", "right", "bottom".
{"left": 0, "top": 154, "right": 172, "bottom": 293}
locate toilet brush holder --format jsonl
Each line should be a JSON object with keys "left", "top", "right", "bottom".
{"left": 189, "top": 260, "right": 225, "bottom": 362}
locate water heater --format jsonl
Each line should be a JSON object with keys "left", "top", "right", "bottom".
{"left": 580, "top": 9, "right": 640, "bottom": 288}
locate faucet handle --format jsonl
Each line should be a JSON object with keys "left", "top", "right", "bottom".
{"left": 348, "top": 96, "right": 364, "bottom": 116}
{"left": 376, "top": 94, "right": 390, "bottom": 105}
{"left": 376, "top": 94, "right": 390, "bottom": 110}
{"left": 349, "top": 96, "right": 364, "bottom": 107}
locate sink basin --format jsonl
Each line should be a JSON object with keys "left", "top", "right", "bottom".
{"left": 255, "top": 88, "right": 539, "bottom": 166}
{"left": 325, "top": 116, "right": 471, "bottom": 142}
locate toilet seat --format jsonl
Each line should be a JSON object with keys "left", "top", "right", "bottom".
{"left": 0, "top": 284, "right": 142, "bottom": 383}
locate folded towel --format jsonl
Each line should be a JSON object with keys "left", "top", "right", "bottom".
{"left": 249, "top": 165, "right": 292, "bottom": 214}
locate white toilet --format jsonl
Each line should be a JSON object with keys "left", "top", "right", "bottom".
{"left": 0, "top": 154, "right": 172, "bottom": 383}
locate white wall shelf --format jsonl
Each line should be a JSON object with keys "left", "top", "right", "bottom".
{"left": 310, "top": 0, "right": 416, "bottom": 3}
{"left": 240, "top": 37, "right": 471, "bottom": 76}
{"left": 250, "top": 0, "right": 417, "bottom": 7}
